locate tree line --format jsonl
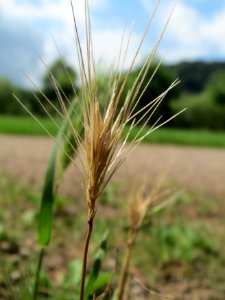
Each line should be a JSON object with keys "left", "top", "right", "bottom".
{"left": 0, "top": 59, "right": 225, "bottom": 130}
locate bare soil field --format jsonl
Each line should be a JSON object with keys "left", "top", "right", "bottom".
{"left": 1, "top": 135, "right": 225, "bottom": 299}
{"left": 0, "top": 135, "right": 225, "bottom": 198}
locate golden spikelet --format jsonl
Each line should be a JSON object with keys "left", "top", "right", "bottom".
{"left": 13, "top": 1, "right": 185, "bottom": 298}
{"left": 70, "top": 0, "right": 184, "bottom": 224}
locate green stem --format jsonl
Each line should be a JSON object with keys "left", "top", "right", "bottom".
{"left": 33, "top": 246, "right": 45, "bottom": 300}
{"left": 79, "top": 218, "right": 94, "bottom": 300}
{"left": 117, "top": 230, "right": 137, "bottom": 300}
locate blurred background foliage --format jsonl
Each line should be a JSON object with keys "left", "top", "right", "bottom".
{"left": 1, "top": 59, "right": 225, "bottom": 130}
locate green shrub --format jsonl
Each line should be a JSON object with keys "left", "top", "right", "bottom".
{"left": 171, "top": 92, "right": 225, "bottom": 130}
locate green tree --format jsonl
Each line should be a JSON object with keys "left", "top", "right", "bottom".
{"left": 0, "top": 77, "right": 14, "bottom": 113}
{"left": 207, "top": 70, "right": 225, "bottom": 105}
{"left": 171, "top": 61, "right": 225, "bottom": 93}
{"left": 0, "top": 77, "right": 30, "bottom": 114}
{"left": 121, "top": 62, "right": 180, "bottom": 125}
{"left": 42, "top": 59, "right": 78, "bottom": 105}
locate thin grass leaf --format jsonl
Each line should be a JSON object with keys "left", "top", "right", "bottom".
{"left": 84, "top": 231, "right": 109, "bottom": 300}
{"left": 38, "top": 98, "right": 80, "bottom": 246}
{"left": 38, "top": 144, "right": 58, "bottom": 246}
{"left": 58, "top": 98, "right": 84, "bottom": 174}
{"left": 63, "top": 258, "right": 83, "bottom": 290}
{"left": 150, "top": 191, "right": 183, "bottom": 215}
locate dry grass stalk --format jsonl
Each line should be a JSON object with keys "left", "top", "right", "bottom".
{"left": 68, "top": 1, "right": 185, "bottom": 298}
{"left": 73, "top": 1, "right": 184, "bottom": 295}
{"left": 13, "top": 0, "right": 185, "bottom": 298}
{"left": 117, "top": 174, "right": 171, "bottom": 300}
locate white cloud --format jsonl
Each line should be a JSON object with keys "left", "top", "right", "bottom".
{"left": 0, "top": 0, "right": 146, "bottom": 86}
{"left": 0, "top": 0, "right": 110, "bottom": 86}
{"left": 201, "top": 9, "right": 225, "bottom": 53}
{"left": 0, "top": 16, "right": 44, "bottom": 86}
{"left": 140, "top": 0, "right": 160, "bottom": 15}
{"left": 140, "top": 0, "right": 225, "bottom": 62}
{"left": 0, "top": 0, "right": 109, "bottom": 22}
{"left": 91, "top": 29, "right": 144, "bottom": 69}
{"left": 2, "top": 0, "right": 225, "bottom": 87}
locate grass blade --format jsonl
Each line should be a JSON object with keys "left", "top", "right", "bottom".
{"left": 38, "top": 98, "right": 80, "bottom": 246}
{"left": 38, "top": 144, "right": 58, "bottom": 246}
{"left": 84, "top": 231, "right": 109, "bottom": 299}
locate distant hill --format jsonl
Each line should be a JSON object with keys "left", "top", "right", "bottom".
{"left": 170, "top": 61, "right": 225, "bottom": 93}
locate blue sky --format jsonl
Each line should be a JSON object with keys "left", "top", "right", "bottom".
{"left": 0, "top": 0, "right": 225, "bottom": 87}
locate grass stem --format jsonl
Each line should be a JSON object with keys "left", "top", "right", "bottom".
{"left": 79, "top": 217, "right": 94, "bottom": 300}
{"left": 117, "top": 230, "right": 137, "bottom": 300}
{"left": 33, "top": 246, "right": 45, "bottom": 300}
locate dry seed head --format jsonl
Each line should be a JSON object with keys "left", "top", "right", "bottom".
{"left": 128, "top": 172, "right": 171, "bottom": 230}
{"left": 83, "top": 89, "right": 127, "bottom": 219}
{"left": 129, "top": 186, "right": 153, "bottom": 231}
{"left": 68, "top": 0, "right": 185, "bottom": 219}
{"left": 14, "top": 0, "right": 184, "bottom": 220}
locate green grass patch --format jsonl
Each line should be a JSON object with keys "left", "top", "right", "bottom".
{"left": 1, "top": 115, "right": 225, "bottom": 148}
{"left": 0, "top": 115, "right": 58, "bottom": 136}
{"left": 0, "top": 174, "right": 225, "bottom": 299}
{"left": 125, "top": 126, "right": 225, "bottom": 148}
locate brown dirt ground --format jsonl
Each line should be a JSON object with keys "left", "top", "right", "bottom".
{"left": 0, "top": 134, "right": 225, "bottom": 199}
{"left": 1, "top": 135, "right": 225, "bottom": 299}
